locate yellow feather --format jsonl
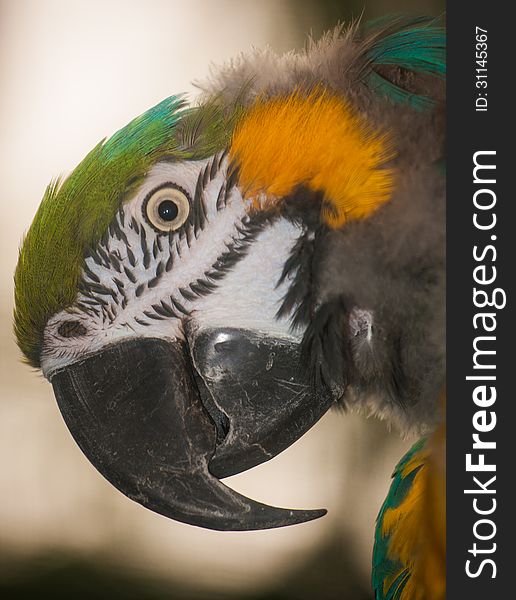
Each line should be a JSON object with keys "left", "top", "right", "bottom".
{"left": 229, "top": 89, "right": 395, "bottom": 228}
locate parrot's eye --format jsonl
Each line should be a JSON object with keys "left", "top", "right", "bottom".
{"left": 143, "top": 184, "right": 190, "bottom": 233}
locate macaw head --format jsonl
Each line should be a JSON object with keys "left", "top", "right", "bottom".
{"left": 14, "top": 18, "right": 445, "bottom": 531}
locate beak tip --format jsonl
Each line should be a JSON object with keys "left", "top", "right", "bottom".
{"left": 304, "top": 507, "right": 328, "bottom": 522}
{"left": 265, "top": 507, "right": 328, "bottom": 529}
{"left": 225, "top": 506, "right": 328, "bottom": 531}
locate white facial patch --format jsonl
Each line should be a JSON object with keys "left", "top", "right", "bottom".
{"left": 41, "top": 155, "right": 303, "bottom": 377}
{"left": 192, "top": 219, "right": 303, "bottom": 340}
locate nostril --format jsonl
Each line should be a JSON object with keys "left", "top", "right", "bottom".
{"left": 58, "top": 321, "right": 87, "bottom": 338}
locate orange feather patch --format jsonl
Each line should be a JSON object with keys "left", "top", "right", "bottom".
{"left": 229, "top": 89, "right": 395, "bottom": 228}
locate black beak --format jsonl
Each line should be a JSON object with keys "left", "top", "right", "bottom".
{"left": 51, "top": 336, "right": 332, "bottom": 531}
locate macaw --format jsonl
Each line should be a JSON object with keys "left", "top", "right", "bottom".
{"left": 14, "top": 16, "right": 445, "bottom": 599}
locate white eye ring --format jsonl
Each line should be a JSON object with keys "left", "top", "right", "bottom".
{"left": 143, "top": 184, "right": 190, "bottom": 233}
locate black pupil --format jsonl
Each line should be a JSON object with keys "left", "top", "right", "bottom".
{"left": 158, "top": 199, "right": 179, "bottom": 222}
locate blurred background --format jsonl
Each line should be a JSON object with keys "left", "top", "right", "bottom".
{"left": 0, "top": 1, "right": 444, "bottom": 598}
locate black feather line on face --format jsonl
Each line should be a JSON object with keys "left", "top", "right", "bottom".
{"left": 123, "top": 266, "right": 137, "bottom": 284}
{"left": 83, "top": 263, "right": 100, "bottom": 284}
{"left": 207, "top": 211, "right": 275, "bottom": 279}
{"left": 216, "top": 183, "right": 226, "bottom": 211}
{"left": 178, "top": 286, "right": 197, "bottom": 302}
{"left": 276, "top": 186, "right": 327, "bottom": 329}
{"left": 276, "top": 229, "right": 316, "bottom": 328}
{"left": 147, "top": 276, "right": 160, "bottom": 289}
{"left": 130, "top": 216, "right": 140, "bottom": 235}
{"left": 149, "top": 303, "right": 170, "bottom": 318}
{"left": 140, "top": 228, "right": 151, "bottom": 269}
{"left": 108, "top": 252, "right": 122, "bottom": 273}
{"left": 95, "top": 245, "right": 111, "bottom": 269}
{"left": 218, "top": 148, "right": 228, "bottom": 169}
{"left": 170, "top": 296, "right": 189, "bottom": 315}
{"left": 126, "top": 247, "right": 137, "bottom": 267}
{"left": 224, "top": 167, "right": 239, "bottom": 206}
{"left": 76, "top": 303, "right": 99, "bottom": 317}
{"left": 275, "top": 186, "right": 327, "bottom": 329}
{"left": 83, "top": 282, "right": 112, "bottom": 297}
{"left": 155, "top": 261, "right": 165, "bottom": 278}
{"left": 134, "top": 317, "right": 150, "bottom": 327}
{"left": 112, "top": 277, "right": 124, "bottom": 293}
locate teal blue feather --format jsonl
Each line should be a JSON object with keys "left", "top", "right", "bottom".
{"left": 366, "top": 17, "right": 446, "bottom": 111}
{"left": 102, "top": 95, "right": 186, "bottom": 161}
